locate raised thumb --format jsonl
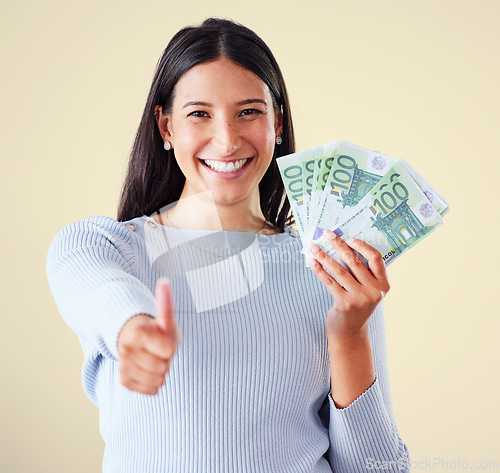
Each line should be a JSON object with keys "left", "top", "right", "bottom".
{"left": 154, "top": 278, "right": 176, "bottom": 335}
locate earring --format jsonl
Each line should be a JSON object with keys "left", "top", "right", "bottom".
{"left": 164, "top": 141, "right": 171, "bottom": 151}
{"left": 275, "top": 136, "right": 283, "bottom": 145}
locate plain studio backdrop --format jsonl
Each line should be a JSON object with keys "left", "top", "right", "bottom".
{"left": 1, "top": 1, "right": 499, "bottom": 472}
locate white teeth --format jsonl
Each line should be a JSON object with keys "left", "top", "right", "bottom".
{"left": 204, "top": 158, "right": 248, "bottom": 173}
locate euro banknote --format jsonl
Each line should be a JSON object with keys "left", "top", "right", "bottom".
{"left": 276, "top": 152, "right": 307, "bottom": 240}
{"left": 301, "top": 144, "right": 323, "bottom": 232}
{"left": 312, "top": 160, "right": 445, "bottom": 267}
{"left": 308, "top": 141, "right": 338, "bottom": 234}
{"left": 312, "top": 141, "right": 400, "bottom": 237}
{"left": 281, "top": 141, "right": 337, "bottom": 266}
{"left": 403, "top": 163, "right": 450, "bottom": 217}
{"left": 278, "top": 140, "right": 448, "bottom": 268}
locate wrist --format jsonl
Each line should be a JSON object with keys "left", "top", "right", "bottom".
{"left": 326, "top": 326, "right": 371, "bottom": 350}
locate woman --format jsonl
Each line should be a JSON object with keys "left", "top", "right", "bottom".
{"left": 47, "top": 18, "right": 410, "bottom": 473}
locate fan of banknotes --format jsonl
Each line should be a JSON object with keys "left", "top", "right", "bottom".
{"left": 277, "top": 140, "right": 449, "bottom": 267}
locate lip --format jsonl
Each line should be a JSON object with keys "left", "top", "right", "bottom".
{"left": 198, "top": 157, "right": 253, "bottom": 179}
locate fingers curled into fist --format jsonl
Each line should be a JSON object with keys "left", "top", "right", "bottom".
{"left": 117, "top": 279, "right": 180, "bottom": 395}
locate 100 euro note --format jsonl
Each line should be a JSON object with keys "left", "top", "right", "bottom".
{"left": 302, "top": 141, "right": 338, "bottom": 266}
{"left": 277, "top": 142, "right": 336, "bottom": 242}
{"left": 301, "top": 144, "right": 324, "bottom": 232}
{"left": 276, "top": 152, "right": 307, "bottom": 240}
{"left": 307, "top": 141, "right": 338, "bottom": 236}
{"left": 309, "top": 141, "right": 400, "bottom": 242}
{"left": 403, "top": 163, "right": 450, "bottom": 217}
{"left": 312, "top": 160, "right": 445, "bottom": 267}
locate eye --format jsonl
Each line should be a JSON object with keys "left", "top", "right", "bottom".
{"left": 239, "top": 108, "right": 262, "bottom": 117}
{"left": 188, "top": 110, "right": 210, "bottom": 118}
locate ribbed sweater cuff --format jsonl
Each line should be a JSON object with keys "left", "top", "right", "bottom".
{"left": 328, "top": 375, "right": 410, "bottom": 472}
{"left": 95, "top": 278, "right": 159, "bottom": 360}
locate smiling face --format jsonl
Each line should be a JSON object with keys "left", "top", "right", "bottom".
{"left": 156, "top": 57, "right": 282, "bottom": 207}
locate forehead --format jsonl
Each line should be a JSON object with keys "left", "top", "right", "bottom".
{"left": 172, "top": 57, "right": 271, "bottom": 105}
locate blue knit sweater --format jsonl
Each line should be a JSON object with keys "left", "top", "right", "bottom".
{"left": 46, "top": 214, "right": 410, "bottom": 472}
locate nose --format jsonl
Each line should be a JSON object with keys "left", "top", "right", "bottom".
{"left": 212, "top": 119, "right": 239, "bottom": 156}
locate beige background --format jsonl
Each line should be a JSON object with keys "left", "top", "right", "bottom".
{"left": 1, "top": 0, "right": 499, "bottom": 471}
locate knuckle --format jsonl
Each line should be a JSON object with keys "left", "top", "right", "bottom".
{"left": 357, "top": 295, "right": 370, "bottom": 308}
{"left": 346, "top": 300, "right": 359, "bottom": 312}
{"left": 131, "top": 326, "right": 146, "bottom": 343}
{"left": 351, "top": 255, "right": 364, "bottom": 267}
{"left": 325, "top": 275, "right": 335, "bottom": 286}
{"left": 343, "top": 301, "right": 355, "bottom": 312}
{"left": 122, "top": 329, "right": 141, "bottom": 348}
{"left": 118, "top": 340, "right": 132, "bottom": 355}
{"left": 368, "top": 289, "right": 383, "bottom": 304}
{"left": 342, "top": 252, "right": 355, "bottom": 266}
{"left": 334, "top": 299, "right": 346, "bottom": 312}
{"left": 156, "top": 374, "right": 166, "bottom": 386}
{"left": 334, "top": 265, "right": 348, "bottom": 278}
{"left": 119, "top": 360, "right": 132, "bottom": 376}
{"left": 311, "top": 259, "right": 322, "bottom": 271}
{"left": 142, "top": 384, "right": 158, "bottom": 395}
{"left": 354, "top": 292, "right": 373, "bottom": 309}
{"left": 339, "top": 298, "right": 355, "bottom": 312}
{"left": 160, "top": 345, "right": 174, "bottom": 361}
{"left": 319, "top": 271, "right": 334, "bottom": 287}
{"left": 121, "top": 377, "right": 133, "bottom": 390}
{"left": 315, "top": 249, "right": 326, "bottom": 261}
{"left": 168, "top": 339, "right": 179, "bottom": 357}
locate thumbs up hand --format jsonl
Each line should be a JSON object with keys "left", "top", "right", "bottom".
{"left": 117, "top": 278, "right": 180, "bottom": 395}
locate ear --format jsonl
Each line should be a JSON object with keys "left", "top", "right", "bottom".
{"left": 275, "top": 105, "right": 284, "bottom": 137}
{"left": 154, "top": 105, "right": 174, "bottom": 143}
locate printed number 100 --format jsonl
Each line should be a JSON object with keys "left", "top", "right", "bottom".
{"left": 373, "top": 173, "right": 409, "bottom": 215}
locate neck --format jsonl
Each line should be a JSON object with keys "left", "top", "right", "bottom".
{"left": 157, "top": 190, "right": 280, "bottom": 234}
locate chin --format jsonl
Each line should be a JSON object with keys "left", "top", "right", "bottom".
{"left": 211, "top": 188, "right": 253, "bottom": 206}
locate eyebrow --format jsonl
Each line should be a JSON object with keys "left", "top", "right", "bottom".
{"left": 237, "top": 99, "right": 267, "bottom": 107}
{"left": 182, "top": 99, "right": 267, "bottom": 109}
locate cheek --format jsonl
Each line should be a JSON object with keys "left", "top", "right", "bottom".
{"left": 173, "top": 125, "right": 207, "bottom": 157}
{"left": 262, "top": 131, "right": 278, "bottom": 160}
{"left": 249, "top": 121, "right": 276, "bottom": 149}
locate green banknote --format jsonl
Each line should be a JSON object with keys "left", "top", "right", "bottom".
{"left": 307, "top": 141, "right": 338, "bottom": 237}
{"left": 302, "top": 142, "right": 338, "bottom": 266}
{"left": 302, "top": 144, "right": 323, "bottom": 232}
{"left": 276, "top": 152, "right": 306, "bottom": 239}
{"left": 311, "top": 141, "right": 400, "bottom": 238}
{"left": 312, "top": 160, "right": 444, "bottom": 267}
{"left": 403, "top": 163, "right": 450, "bottom": 216}
{"left": 308, "top": 148, "right": 324, "bottom": 230}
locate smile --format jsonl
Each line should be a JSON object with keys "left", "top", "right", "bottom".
{"left": 202, "top": 158, "right": 249, "bottom": 173}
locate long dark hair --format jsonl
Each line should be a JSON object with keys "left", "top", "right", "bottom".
{"left": 117, "top": 18, "right": 295, "bottom": 229}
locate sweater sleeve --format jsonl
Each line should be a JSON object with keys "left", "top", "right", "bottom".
{"left": 46, "top": 216, "right": 158, "bottom": 361}
{"left": 326, "top": 302, "right": 411, "bottom": 472}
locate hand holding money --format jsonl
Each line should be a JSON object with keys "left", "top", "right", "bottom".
{"left": 309, "top": 230, "right": 390, "bottom": 338}
{"left": 308, "top": 228, "right": 391, "bottom": 409}
{"left": 277, "top": 140, "right": 449, "bottom": 269}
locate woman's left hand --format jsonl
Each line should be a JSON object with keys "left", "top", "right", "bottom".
{"left": 309, "top": 230, "right": 391, "bottom": 341}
